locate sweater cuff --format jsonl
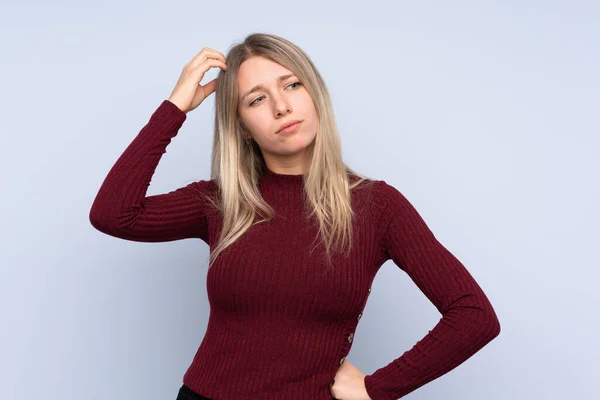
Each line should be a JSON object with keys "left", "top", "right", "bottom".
{"left": 148, "top": 99, "right": 187, "bottom": 132}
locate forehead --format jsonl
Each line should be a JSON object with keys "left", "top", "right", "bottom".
{"left": 237, "top": 56, "right": 292, "bottom": 87}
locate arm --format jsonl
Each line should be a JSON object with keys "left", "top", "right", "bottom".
{"left": 364, "top": 181, "right": 501, "bottom": 400}
{"left": 89, "top": 100, "right": 215, "bottom": 243}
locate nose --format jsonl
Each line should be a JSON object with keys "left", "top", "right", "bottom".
{"left": 272, "top": 93, "right": 292, "bottom": 116}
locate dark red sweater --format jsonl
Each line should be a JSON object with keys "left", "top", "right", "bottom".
{"left": 89, "top": 100, "right": 500, "bottom": 400}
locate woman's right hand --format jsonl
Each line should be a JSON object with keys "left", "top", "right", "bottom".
{"left": 168, "top": 47, "right": 227, "bottom": 114}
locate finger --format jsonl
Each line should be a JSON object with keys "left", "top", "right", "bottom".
{"left": 189, "top": 47, "right": 226, "bottom": 68}
{"left": 192, "top": 59, "right": 227, "bottom": 81}
{"left": 189, "top": 52, "right": 226, "bottom": 70}
{"left": 202, "top": 47, "right": 226, "bottom": 63}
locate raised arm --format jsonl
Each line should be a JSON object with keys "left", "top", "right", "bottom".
{"left": 89, "top": 100, "right": 215, "bottom": 243}
{"left": 90, "top": 48, "right": 227, "bottom": 244}
{"left": 364, "top": 181, "right": 501, "bottom": 400}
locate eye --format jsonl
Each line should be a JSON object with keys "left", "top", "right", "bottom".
{"left": 250, "top": 96, "right": 264, "bottom": 106}
{"left": 249, "top": 81, "right": 303, "bottom": 106}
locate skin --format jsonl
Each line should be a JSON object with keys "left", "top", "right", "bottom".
{"left": 236, "top": 56, "right": 319, "bottom": 176}
{"left": 330, "top": 360, "right": 373, "bottom": 400}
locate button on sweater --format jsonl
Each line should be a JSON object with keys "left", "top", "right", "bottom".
{"left": 89, "top": 99, "right": 501, "bottom": 400}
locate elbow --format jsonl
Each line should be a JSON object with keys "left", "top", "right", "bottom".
{"left": 472, "top": 288, "right": 502, "bottom": 343}
{"left": 89, "top": 208, "right": 102, "bottom": 230}
{"left": 89, "top": 206, "right": 110, "bottom": 234}
{"left": 89, "top": 202, "right": 120, "bottom": 235}
{"left": 89, "top": 193, "right": 104, "bottom": 229}
{"left": 460, "top": 304, "right": 501, "bottom": 354}
{"left": 449, "top": 290, "right": 501, "bottom": 341}
{"left": 89, "top": 201, "right": 143, "bottom": 239}
{"left": 482, "top": 292, "right": 501, "bottom": 340}
{"left": 466, "top": 309, "right": 501, "bottom": 357}
{"left": 477, "top": 299, "right": 501, "bottom": 345}
{"left": 485, "top": 309, "right": 501, "bottom": 341}
{"left": 460, "top": 292, "right": 501, "bottom": 345}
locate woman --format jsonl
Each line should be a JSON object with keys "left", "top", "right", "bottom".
{"left": 89, "top": 33, "right": 501, "bottom": 400}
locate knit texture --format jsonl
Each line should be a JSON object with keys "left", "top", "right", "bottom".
{"left": 89, "top": 99, "right": 501, "bottom": 400}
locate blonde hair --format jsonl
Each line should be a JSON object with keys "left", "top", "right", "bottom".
{"left": 201, "top": 32, "right": 375, "bottom": 269}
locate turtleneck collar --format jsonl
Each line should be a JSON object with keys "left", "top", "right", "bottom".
{"left": 260, "top": 164, "right": 305, "bottom": 188}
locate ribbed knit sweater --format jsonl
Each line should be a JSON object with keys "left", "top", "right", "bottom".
{"left": 89, "top": 99, "right": 501, "bottom": 400}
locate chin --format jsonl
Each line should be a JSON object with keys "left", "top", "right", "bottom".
{"left": 276, "top": 142, "right": 313, "bottom": 156}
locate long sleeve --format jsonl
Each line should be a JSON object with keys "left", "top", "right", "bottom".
{"left": 89, "top": 100, "right": 215, "bottom": 243}
{"left": 364, "top": 181, "right": 501, "bottom": 400}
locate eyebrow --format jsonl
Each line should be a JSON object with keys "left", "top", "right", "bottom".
{"left": 241, "top": 74, "right": 295, "bottom": 101}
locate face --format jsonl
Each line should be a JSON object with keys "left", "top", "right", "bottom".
{"left": 237, "top": 56, "right": 318, "bottom": 171}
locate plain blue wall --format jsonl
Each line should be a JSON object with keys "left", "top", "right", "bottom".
{"left": 2, "top": 1, "right": 598, "bottom": 399}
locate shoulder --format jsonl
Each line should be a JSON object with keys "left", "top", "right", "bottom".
{"left": 368, "top": 179, "right": 419, "bottom": 223}
{"left": 373, "top": 179, "right": 407, "bottom": 203}
{"left": 346, "top": 175, "right": 404, "bottom": 219}
{"left": 347, "top": 174, "right": 378, "bottom": 201}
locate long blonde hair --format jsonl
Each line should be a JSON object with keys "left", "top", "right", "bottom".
{"left": 201, "top": 32, "right": 374, "bottom": 269}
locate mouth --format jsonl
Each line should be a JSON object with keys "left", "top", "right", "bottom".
{"left": 277, "top": 120, "right": 303, "bottom": 134}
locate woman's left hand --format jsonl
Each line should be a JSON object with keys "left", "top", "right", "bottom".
{"left": 329, "top": 359, "right": 373, "bottom": 400}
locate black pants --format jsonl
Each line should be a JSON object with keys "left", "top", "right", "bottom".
{"left": 176, "top": 384, "right": 211, "bottom": 400}
{"left": 176, "top": 383, "right": 337, "bottom": 400}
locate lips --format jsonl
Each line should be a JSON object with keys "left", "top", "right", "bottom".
{"left": 277, "top": 120, "right": 302, "bottom": 134}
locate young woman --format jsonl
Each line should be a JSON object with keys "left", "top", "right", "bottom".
{"left": 89, "top": 33, "right": 501, "bottom": 400}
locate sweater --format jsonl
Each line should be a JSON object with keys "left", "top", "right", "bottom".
{"left": 89, "top": 99, "right": 501, "bottom": 400}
